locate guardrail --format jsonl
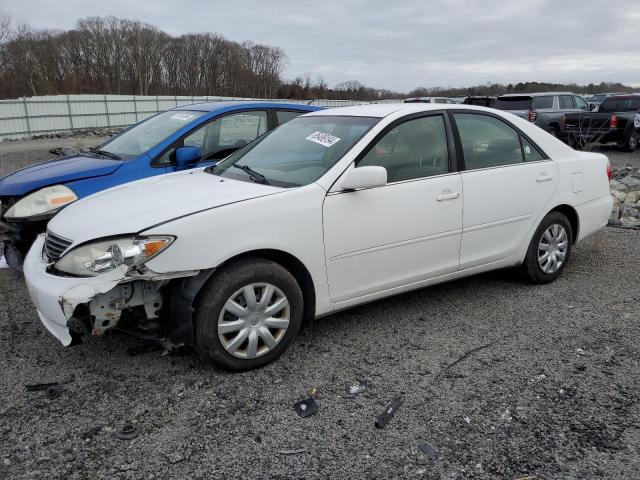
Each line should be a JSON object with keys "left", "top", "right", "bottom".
{"left": 0, "top": 95, "right": 387, "bottom": 141}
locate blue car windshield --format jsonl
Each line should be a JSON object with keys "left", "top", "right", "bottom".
{"left": 98, "top": 110, "right": 206, "bottom": 159}
{"left": 210, "top": 116, "right": 379, "bottom": 187}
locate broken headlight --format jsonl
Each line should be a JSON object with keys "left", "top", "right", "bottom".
{"left": 4, "top": 185, "right": 78, "bottom": 219}
{"left": 54, "top": 236, "right": 174, "bottom": 276}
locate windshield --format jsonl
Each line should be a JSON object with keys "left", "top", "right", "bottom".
{"left": 98, "top": 110, "right": 206, "bottom": 159}
{"left": 210, "top": 116, "right": 379, "bottom": 187}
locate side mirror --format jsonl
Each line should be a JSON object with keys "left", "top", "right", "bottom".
{"left": 175, "top": 146, "right": 201, "bottom": 171}
{"left": 341, "top": 166, "right": 387, "bottom": 190}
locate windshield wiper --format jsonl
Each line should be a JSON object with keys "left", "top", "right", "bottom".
{"left": 93, "top": 149, "right": 121, "bottom": 160}
{"left": 232, "top": 164, "right": 269, "bottom": 185}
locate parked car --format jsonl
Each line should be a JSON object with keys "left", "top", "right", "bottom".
{"left": 562, "top": 94, "right": 640, "bottom": 152}
{"left": 493, "top": 92, "right": 590, "bottom": 139}
{"left": 462, "top": 96, "right": 496, "bottom": 107}
{"left": 404, "top": 97, "right": 456, "bottom": 104}
{"left": 586, "top": 93, "right": 626, "bottom": 111}
{"left": 0, "top": 102, "right": 320, "bottom": 267}
{"left": 24, "top": 103, "right": 613, "bottom": 370}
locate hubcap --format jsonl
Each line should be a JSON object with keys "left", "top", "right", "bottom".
{"left": 218, "top": 283, "right": 290, "bottom": 359}
{"left": 537, "top": 224, "right": 568, "bottom": 274}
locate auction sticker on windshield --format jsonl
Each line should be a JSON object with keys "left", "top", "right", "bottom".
{"left": 171, "top": 112, "right": 196, "bottom": 121}
{"left": 306, "top": 131, "right": 341, "bottom": 147}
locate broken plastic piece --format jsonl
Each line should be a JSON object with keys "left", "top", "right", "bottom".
{"left": 114, "top": 424, "right": 139, "bottom": 440}
{"left": 45, "top": 384, "right": 63, "bottom": 400}
{"left": 25, "top": 382, "right": 60, "bottom": 392}
{"left": 418, "top": 443, "right": 437, "bottom": 461}
{"left": 306, "top": 386, "right": 318, "bottom": 397}
{"left": 293, "top": 398, "right": 318, "bottom": 418}
{"left": 375, "top": 396, "right": 403, "bottom": 428}
{"left": 276, "top": 448, "right": 307, "bottom": 455}
{"left": 343, "top": 379, "right": 368, "bottom": 398}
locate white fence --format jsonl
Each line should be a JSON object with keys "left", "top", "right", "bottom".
{"left": 0, "top": 94, "right": 389, "bottom": 141}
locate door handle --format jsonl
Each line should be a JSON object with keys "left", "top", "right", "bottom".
{"left": 536, "top": 174, "right": 554, "bottom": 183}
{"left": 436, "top": 192, "right": 460, "bottom": 201}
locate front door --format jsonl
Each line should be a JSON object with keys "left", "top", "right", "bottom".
{"left": 322, "top": 113, "right": 463, "bottom": 303}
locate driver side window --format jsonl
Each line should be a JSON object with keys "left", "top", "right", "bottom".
{"left": 184, "top": 111, "right": 268, "bottom": 161}
{"left": 358, "top": 115, "right": 449, "bottom": 183}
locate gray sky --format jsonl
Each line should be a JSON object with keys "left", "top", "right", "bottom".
{"left": 3, "top": 0, "right": 640, "bottom": 91}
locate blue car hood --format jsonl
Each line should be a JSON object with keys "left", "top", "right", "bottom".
{"left": 0, "top": 155, "right": 125, "bottom": 196}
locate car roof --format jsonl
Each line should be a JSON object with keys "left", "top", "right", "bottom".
{"left": 498, "top": 92, "right": 575, "bottom": 98}
{"left": 305, "top": 102, "right": 497, "bottom": 118}
{"left": 605, "top": 93, "right": 640, "bottom": 99}
{"left": 172, "top": 101, "right": 320, "bottom": 113}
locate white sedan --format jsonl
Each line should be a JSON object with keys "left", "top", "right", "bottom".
{"left": 23, "top": 104, "right": 613, "bottom": 370}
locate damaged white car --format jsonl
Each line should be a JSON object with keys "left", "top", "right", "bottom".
{"left": 24, "top": 104, "right": 613, "bottom": 370}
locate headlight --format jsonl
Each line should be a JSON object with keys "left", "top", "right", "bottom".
{"left": 54, "top": 236, "right": 174, "bottom": 276}
{"left": 5, "top": 185, "right": 78, "bottom": 219}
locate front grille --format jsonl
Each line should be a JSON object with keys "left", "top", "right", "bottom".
{"left": 44, "top": 231, "right": 72, "bottom": 263}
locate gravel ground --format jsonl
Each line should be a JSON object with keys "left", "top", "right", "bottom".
{"left": 0, "top": 137, "right": 639, "bottom": 480}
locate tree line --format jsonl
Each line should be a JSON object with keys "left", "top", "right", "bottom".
{"left": 0, "top": 14, "right": 636, "bottom": 101}
{"left": 0, "top": 16, "right": 286, "bottom": 99}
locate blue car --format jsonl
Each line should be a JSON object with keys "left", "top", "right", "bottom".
{"left": 0, "top": 102, "right": 321, "bottom": 267}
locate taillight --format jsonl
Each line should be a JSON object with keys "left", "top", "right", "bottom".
{"left": 606, "top": 160, "right": 612, "bottom": 180}
{"left": 610, "top": 115, "right": 618, "bottom": 129}
{"left": 528, "top": 109, "right": 538, "bottom": 122}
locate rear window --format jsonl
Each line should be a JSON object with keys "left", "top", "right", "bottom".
{"left": 599, "top": 98, "right": 629, "bottom": 113}
{"left": 532, "top": 96, "right": 553, "bottom": 109}
{"left": 494, "top": 97, "right": 532, "bottom": 111}
{"left": 628, "top": 98, "right": 640, "bottom": 111}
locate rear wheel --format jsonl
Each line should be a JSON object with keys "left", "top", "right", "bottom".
{"left": 521, "top": 212, "right": 573, "bottom": 284}
{"left": 547, "top": 126, "right": 559, "bottom": 138}
{"left": 194, "top": 258, "right": 303, "bottom": 370}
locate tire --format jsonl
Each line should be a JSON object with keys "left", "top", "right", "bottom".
{"left": 520, "top": 211, "right": 573, "bottom": 284}
{"left": 547, "top": 126, "right": 559, "bottom": 138}
{"left": 618, "top": 129, "right": 638, "bottom": 152}
{"left": 194, "top": 258, "right": 304, "bottom": 370}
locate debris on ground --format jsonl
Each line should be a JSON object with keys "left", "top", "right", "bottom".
{"left": 276, "top": 448, "right": 307, "bottom": 455}
{"left": 0, "top": 256, "right": 7, "bottom": 270}
{"left": 417, "top": 443, "right": 438, "bottom": 461}
{"left": 343, "top": 379, "right": 368, "bottom": 398}
{"left": 375, "top": 396, "right": 403, "bottom": 428}
{"left": 293, "top": 398, "right": 319, "bottom": 418}
{"left": 306, "top": 385, "right": 319, "bottom": 397}
{"left": 25, "top": 382, "right": 60, "bottom": 392}
{"left": 114, "top": 424, "right": 139, "bottom": 441}
{"left": 25, "top": 381, "right": 64, "bottom": 400}
{"left": 44, "top": 384, "right": 63, "bottom": 400}
{"left": 576, "top": 348, "right": 586, "bottom": 356}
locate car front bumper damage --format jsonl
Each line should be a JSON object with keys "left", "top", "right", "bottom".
{"left": 24, "top": 235, "right": 201, "bottom": 347}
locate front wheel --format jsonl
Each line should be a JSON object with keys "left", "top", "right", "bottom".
{"left": 194, "top": 258, "right": 304, "bottom": 370}
{"left": 520, "top": 212, "right": 573, "bottom": 284}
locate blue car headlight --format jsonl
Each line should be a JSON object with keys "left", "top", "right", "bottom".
{"left": 4, "top": 185, "right": 78, "bottom": 220}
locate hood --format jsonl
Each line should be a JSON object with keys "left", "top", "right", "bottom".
{"left": 0, "top": 155, "right": 125, "bottom": 196}
{"left": 48, "top": 169, "right": 284, "bottom": 245}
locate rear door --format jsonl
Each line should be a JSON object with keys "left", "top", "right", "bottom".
{"left": 451, "top": 111, "right": 558, "bottom": 269}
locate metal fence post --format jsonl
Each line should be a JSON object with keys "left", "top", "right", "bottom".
{"left": 22, "top": 97, "right": 32, "bottom": 139}
{"left": 155, "top": 95, "right": 160, "bottom": 113}
{"left": 104, "top": 94, "right": 111, "bottom": 127}
{"left": 174, "top": 96, "right": 178, "bottom": 108}
{"left": 134, "top": 96, "right": 139, "bottom": 123}
{"left": 66, "top": 95, "right": 74, "bottom": 133}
